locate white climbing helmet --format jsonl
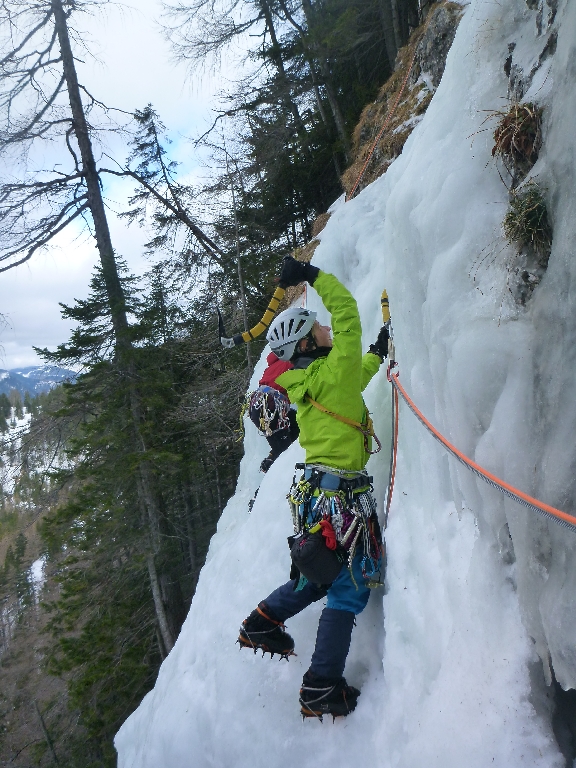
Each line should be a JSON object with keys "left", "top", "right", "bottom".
{"left": 266, "top": 307, "right": 317, "bottom": 360}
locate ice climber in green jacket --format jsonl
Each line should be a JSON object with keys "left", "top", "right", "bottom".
{"left": 239, "top": 256, "right": 389, "bottom": 721}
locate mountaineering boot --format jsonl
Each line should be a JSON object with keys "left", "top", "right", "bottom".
{"left": 238, "top": 603, "right": 295, "bottom": 659}
{"left": 299, "top": 671, "right": 360, "bottom": 721}
{"left": 299, "top": 670, "right": 360, "bottom": 721}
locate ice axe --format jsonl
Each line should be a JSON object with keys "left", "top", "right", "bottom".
{"left": 381, "top": 289, "right": 395, "bottom": 364}
{"left": 218, "top": 286, "right": 286, "bottom": 348}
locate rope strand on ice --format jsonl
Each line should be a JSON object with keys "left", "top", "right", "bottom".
{"left": 388, "top": 367, "right": 576, "bottom": 531}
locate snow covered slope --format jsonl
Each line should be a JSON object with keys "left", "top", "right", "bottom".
{"left": 116, "top": 0, "right": 575, "bottom": 765}
{"left": 0, "top": 366, "right": 75, "bottom": 396}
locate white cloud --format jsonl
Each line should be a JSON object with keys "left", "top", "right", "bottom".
{"left": 0, "top": 0, "right": 225, "bottom": 369}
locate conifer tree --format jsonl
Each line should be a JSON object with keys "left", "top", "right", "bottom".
{"left": 0, "top": 0, "right": 192, "bottom": 651}
{"left": 30, "top": 256, "right": 244, "bottom": 760}
{"left": 164, "top": 0, "right": 406, "bottom": 256}
{"left": 0, "top": 393, "right": 10, "bottom": 433}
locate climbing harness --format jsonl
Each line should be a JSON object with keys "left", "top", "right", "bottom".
{"left": 305, "top": 396, "right": 382, "bottom": 455}
{"left": 388, "top": 366, "right": 576, "bottom": 532}
{"left": 288, "top": 464, "right": 383, "bottom": 587}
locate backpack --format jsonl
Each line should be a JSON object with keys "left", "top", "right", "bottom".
{"left": 248, "top": 386, "right": 291, "bottom": 436}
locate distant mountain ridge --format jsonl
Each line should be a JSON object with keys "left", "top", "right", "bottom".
{"left": 0, "top": 366, "right": 76, "bottom": 397}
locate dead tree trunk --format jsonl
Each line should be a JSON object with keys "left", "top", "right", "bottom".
{"left": 259, "top": 0, "right": 306, "bottom": 133}
{"left": 147, "top": 554, "right": 175, "bottom": 653}
{"left": 182, "top": 488, "right": 198, "bottom": 583}
{"left": 378, "top": 0, "right": 399, "bottom": 70}
{"left": 52, "top": 0, "right": 129, "bottom": 347}
{"left": 390, "top": 0, "right": 403, "bottom": 52}
{"left": 52, "top": 0, "right": 180, "bottom": 650}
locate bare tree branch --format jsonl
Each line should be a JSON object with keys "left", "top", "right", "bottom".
{"left": 0, "top": 7, "right": 53, "bottom": 68}
{"left": 100, "top": 165, "right": 226, "bottom": 265}
{"left": 0, "top": 199, "right": 89, "bottom": 273}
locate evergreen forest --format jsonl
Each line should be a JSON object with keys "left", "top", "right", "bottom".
{"left": 0, "top": 0, "right": 440, "bottom": 763}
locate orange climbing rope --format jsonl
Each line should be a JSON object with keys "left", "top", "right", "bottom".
{"left": 346, "top": 5, "right": 444, "bottom": 202}
{"left": 388, "top": 366, "right": 576, "bottom": 531}
{"left": 346, "top": 45, "right": 420, "bottom": 201}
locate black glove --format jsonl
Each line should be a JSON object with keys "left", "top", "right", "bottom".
{"left": 368, "top": 325, "right": 389, "bottom": 361}
{"left": 278, "top": 256, "right": 320, "bottom": 288}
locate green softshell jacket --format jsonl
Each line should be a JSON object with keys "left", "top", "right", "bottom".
{"left": 276, "top": 271, "right": 381, "bottom": 472}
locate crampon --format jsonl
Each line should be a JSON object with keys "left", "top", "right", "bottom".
{"left": 238, "top": 604, "right": 296, "bottom": 660}
{"left": 299, "top": 673, "right": 360, "bottom": 722}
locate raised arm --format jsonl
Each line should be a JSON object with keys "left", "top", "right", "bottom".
{"left": 312, "top": 271, "right": 363, "bottom": 385}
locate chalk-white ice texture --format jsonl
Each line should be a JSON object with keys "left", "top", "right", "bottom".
{"left": 116, "top": 0, "right": 576, "bottom": 764}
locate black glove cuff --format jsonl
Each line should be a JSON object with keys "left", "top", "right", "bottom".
{"left": 368, "top": 344, "right": 385, "bottom": 362}
{"left": 303, "top": 263, "right": 320, "bottom": 285}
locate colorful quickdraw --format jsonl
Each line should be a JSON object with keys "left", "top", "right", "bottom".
{"left": 287, "top": 466, "right": 383, "bottom": 588}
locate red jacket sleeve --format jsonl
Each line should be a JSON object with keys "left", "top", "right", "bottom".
{"left": 259, "top": 353, "right": 293, "bottom": 397}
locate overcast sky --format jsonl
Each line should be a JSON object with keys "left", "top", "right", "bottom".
{"left": 0, "top": 0, "right": 229, "bottom": 370}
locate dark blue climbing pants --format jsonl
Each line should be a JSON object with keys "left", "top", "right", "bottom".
{"left": 262, "top": 553, "right": 371, "bottom": 679}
